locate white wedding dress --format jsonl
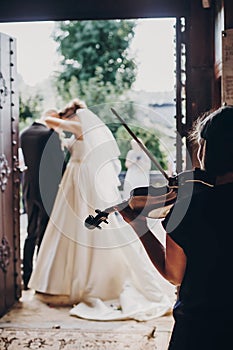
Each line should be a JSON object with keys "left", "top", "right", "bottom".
{"left": 123, "top": 139, "right": 151, "bottom": 200}
{"left": 29, "top": 109, "right": 173, "bottom": 321}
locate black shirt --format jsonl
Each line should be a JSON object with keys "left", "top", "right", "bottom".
{"left": 20, "top": 122, "right": 65, "bottom": 215}
{"left": 162, "top": 182, "right": 233, "bottom": 320}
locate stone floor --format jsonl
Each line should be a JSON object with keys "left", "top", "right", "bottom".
{"left": 0, "top": 214, "right": 176, "bottom": 349}
{"left": 0, "top": 289, "right": 175, "bottom": 349}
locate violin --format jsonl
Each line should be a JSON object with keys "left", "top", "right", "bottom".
{"left": 84, "top": 108, "right": 214, "bottom": 230}
{"left": 84, "top": 168, "right": 214, "bottom": 229}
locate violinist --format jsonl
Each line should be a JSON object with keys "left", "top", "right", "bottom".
{"left": 120, "top": 105, "right": 233, "bottom": 350}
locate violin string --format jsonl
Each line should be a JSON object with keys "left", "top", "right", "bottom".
{"left": 185, "top": 179, "right": 214, "bottom": 187}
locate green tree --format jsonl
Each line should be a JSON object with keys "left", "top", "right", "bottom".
{"left": 52, "top": 19, "right": 167, "bottom": 172}
{"left": 52, "top": 19, "right": 137, "bottom": 105}
{"left": 19, "top": 93, "right": 44, "bottom": 131}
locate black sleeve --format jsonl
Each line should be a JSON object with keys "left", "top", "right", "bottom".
{"left": 162, "top": 196, "right": 194, "bottom": 249}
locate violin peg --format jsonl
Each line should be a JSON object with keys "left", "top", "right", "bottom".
{"left": 104, "top": 220, "right": 108, "bottom": 224}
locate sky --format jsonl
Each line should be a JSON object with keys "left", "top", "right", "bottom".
{"left": 131, "top": 18, "right": 176, "bottom": 91}
{"left": 0, "top": 18, "right": 176, "bottom": 92}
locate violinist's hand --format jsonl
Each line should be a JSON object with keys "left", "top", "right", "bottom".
{"left": 119, "top": 206, "right": 149, "bottom": 237}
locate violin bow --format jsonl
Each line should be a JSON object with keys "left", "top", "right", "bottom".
{"left": 111, "top": 107, "right": 170, "bottom": 182}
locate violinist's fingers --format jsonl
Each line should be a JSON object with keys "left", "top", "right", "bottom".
{"left": 119, "top": 206, "right": 149, "bottom": 237}
{"left": 118, "top": 205, "right": 134, "bottom": 222}
{"left": 119, "top": 205, "right": 145, "bottom": 223}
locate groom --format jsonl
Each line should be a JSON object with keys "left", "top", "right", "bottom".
{"left": 20, "top": 109, "right": 66, "bottom": 290}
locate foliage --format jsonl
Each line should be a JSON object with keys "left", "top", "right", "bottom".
{"left": 52, "top": 19, "right": 137, "bottom": 105}
{"left": 19, "top": 93, "right": 44, "bottom": 131}
{"left": 115, "top": 124, "right": 168, "bottom": 171}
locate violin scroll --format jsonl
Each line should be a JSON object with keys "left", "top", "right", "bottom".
{"left": 85, "top": 209, "right": 109, "bottom": 230}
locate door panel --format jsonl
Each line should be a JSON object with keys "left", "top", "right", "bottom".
{"left": 0, "top": 32, "right": 21, "bottom": 317}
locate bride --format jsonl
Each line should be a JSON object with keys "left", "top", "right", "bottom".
{"left": 28, "top": 98, "right": 174, "bottom": 321}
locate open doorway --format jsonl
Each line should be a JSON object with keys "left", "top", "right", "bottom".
{"left": 0, "top": 18, "right": 178, "bottom": 317}
{"left": 0, "top": 19, "right": 176, "bottom": 344}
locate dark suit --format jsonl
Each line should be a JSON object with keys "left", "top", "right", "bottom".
{"left": 20, "top": 121, "right": 65, "bottom": 289}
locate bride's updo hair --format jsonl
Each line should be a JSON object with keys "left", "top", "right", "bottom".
{"left": 59, "top": 98, "right": 87, "bottom": 119}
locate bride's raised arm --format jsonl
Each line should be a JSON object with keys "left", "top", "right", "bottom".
{"left": 45, "top": 116, "right": 83, "bottom": 140}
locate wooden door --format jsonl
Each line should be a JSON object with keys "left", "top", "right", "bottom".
{"left": 0, "top": 32, "right": 21, "bottom": 317}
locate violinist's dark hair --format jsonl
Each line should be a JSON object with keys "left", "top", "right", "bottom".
{"left": 59, "top": 98, "right": 86, "bottom": 119}
{"left": 190, "top": 105, "right": 233, "bottom": 177}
